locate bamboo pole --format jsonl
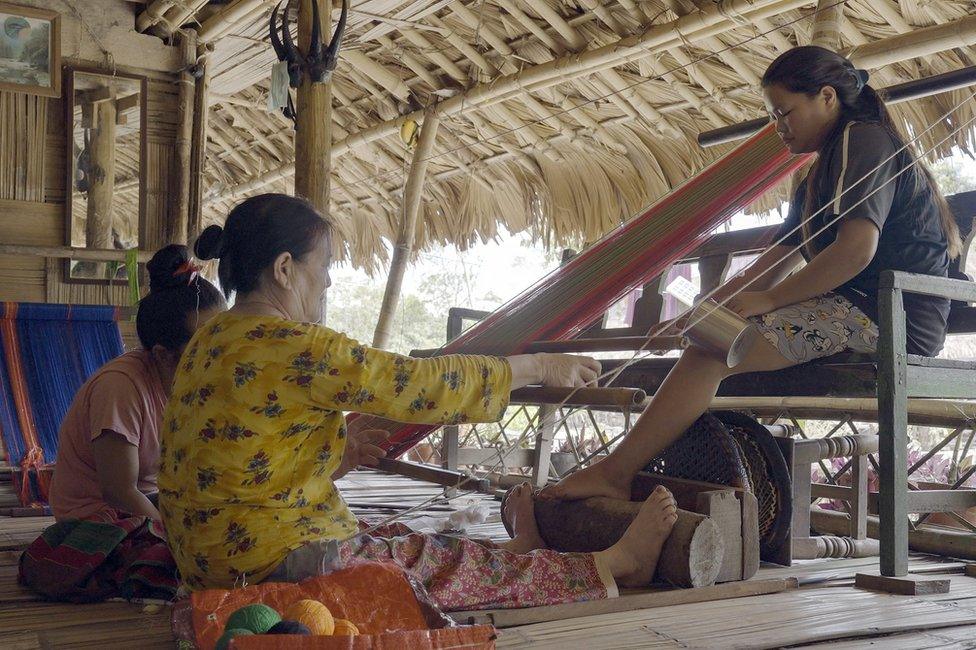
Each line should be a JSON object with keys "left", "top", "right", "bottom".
{"left": 196, "top": 0, "right": 272, "bottom": 43}
{"left": 169, "top": 30, "right": 196, "bottom": 245}
{"left": 135, "top": 0, "right": 177, "bottom": 33}
{"left": 294, "top": 0, "right": 332, "bottom": 213}
{"left": 372, "top": 108, "right": 441, "bottom": 349}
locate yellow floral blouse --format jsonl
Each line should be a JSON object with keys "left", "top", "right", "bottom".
{"left": 158, "top": 312, "right": 512, "bottom": 589}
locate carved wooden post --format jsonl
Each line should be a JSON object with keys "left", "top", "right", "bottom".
{"left": 294, "top": 0, "right": 332, "bottom": 212}
{"left": 87, "top": 98, "right": 117, "bottom": 278}
{"left": 170, "top": 29, "right": 196, "bottom": 245}
{"left": 373, "top": 108, "right": 441, "bottom": 349}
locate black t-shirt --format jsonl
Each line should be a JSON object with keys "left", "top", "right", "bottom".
{"left": 775, "top": 121, "right": 950, "bottom": 356}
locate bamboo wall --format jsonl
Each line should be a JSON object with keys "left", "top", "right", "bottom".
{"left": 0, "top": 69, "right": 181, "bottom": 308}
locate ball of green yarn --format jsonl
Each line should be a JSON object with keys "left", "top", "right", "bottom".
{"left": 215, "top": 628, "right": 253, "bottom": 650}
{"left": 225, "top": 604, "right": 281, "bottom": 634}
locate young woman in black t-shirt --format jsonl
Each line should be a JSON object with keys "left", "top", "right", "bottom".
{"left": 543, "top": 46, "right": 964, "bottom": 502}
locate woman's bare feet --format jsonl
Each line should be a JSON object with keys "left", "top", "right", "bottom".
{"left": 499, "top": 482, "right": 547, "bottom": 554}
{"left": 596, "top": 486, "right": 678, "bottom": 587}
{"left": 539, "top": 458, "right": 632, "bottom": 502}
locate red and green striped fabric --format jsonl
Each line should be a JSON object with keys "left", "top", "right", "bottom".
{"left": 383, "top": 125, "right": 811, "bottom": 457}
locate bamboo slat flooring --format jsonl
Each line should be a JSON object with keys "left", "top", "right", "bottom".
{"left": 0, "top": 470, "right": 975, "bottom": 648}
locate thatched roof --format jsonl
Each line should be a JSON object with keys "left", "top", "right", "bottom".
{"left": 141, "top": 0, "right": 976, "bottom": 272}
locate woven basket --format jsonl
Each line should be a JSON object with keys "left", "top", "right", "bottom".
{"left": 645, "top": 410, "right": 792, "bottom": 561}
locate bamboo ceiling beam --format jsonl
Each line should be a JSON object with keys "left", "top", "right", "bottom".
{"left": 445, "top": 6, "right": 595, "bottom": 147}
{"left": 209, "top": 0, "right": 817, "bottom": 202}
{"left": 377, "top": 36, "right": 442, "bottom": 89}
{"left": 343, "top": 50, "right": 411, "bottom": 101}
{"left": 209, "top": 118, "right": 257, "bottom": 174}
{"left": 578, "top": 0, "right": 626, "bottom": 36}
{"left": 872, "top": 0, "right": 912, "bottom": 34}
{"left": 400, "top": 29, "right": 468, "bottom": 84}
{"left": 211, "top": 93, "right": 268, "bottom": 112}
{"left": 495, "top": 0, "right": 563, "bottom": 53}
{"left": 449, "top": 2, "right": 519, "bottom": 74}
{"left": 522, "top": 0, "right": 587, "bottom": 51}
{"left": 197, "top": 0, "right": 272, "bottom": 43}
{"left": 752, "top": 16, "right": 794, "bottom": 53}
{"left": 222, "top": 104, "right": 286, "bottom": 160}
{"left": 650, "top": 53, "right": 734, "bottom": 126}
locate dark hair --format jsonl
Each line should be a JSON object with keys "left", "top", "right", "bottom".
{"left": 762, "top": 46, "right": 962, "bottom": 258}
{"left": 194, "top": 193, "right": 330, "bottom": 298}
{"left": 136, "top": 244, "right": 225, "bottom": 351}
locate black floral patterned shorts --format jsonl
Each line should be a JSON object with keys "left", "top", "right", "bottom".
{"left": 748, "top": 292, "right": 878, "bottom": 364}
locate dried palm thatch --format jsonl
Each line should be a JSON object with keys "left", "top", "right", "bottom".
{"left": 140, "top": 0, "right": 976, "bottom": 273}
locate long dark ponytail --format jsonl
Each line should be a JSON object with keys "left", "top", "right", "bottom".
{"left": 762, "top": 46, "right": 961, "bottom": 258}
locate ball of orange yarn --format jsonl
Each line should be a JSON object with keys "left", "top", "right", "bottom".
{"left": 332, "top": 619, "right": 360, "bottom": 636}
{"left": 281, "top": 600, "right": 335, "bottom": 636}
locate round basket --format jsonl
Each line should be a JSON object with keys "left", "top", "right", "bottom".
{"left": 712, "top": 410, "right": 793, "bottom": 559}
{"left": 644, "top": 412, "right": 751, "bottom": 489}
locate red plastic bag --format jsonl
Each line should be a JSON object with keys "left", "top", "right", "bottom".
{"left": 175, "top": 562, "right": 494, "bottom": 649}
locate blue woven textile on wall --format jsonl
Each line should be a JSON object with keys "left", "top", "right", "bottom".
{"left": 0, "top": 303, "right": 124, "bottom": 466}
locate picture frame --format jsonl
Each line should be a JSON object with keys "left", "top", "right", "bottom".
{"left": 0, "top": 2, "right": 60, "bottom": 98}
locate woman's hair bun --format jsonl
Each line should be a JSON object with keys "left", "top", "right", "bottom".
{"left": 194, "top": 224, "right": 226, "bottom": 261}
{"left": 147, "top": 244, "right": 192, "bottom": 292}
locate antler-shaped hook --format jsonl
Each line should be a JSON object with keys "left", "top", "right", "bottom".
{"left": 305, "top": 0, "right": 348, "bottom": 83}
{"left": 270, "top": 1, "right": 303, "bottom": 88}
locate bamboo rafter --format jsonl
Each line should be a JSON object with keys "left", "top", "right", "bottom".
{"left": 172, "top": 0, "right": 976, "bottom": 271}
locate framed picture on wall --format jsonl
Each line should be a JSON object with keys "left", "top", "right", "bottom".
{"left": 0, "top": 3, "right": 60, "bottom": 98}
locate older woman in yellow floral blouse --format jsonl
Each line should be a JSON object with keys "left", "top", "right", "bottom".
{"left": 159, "top": 193, "right": 678, "bottom": 611}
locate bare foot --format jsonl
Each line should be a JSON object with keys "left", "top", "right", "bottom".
{"left": 597, "top": 486, "right": 678, "bottom": 587}
{"left": 538, "top": 459, "right": 632, "bottom": 502}
{"left": 500, "top": 482, "right": 546, "bottom": 554}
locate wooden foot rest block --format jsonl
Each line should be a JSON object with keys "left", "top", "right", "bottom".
{"left": 520, "top": 472, "right": 760, "bottom": 588}
{"left": 534, "top": 497, "right": 723, "bottom": 588}
{"left": 449, "top": 577, "right": 799, "bottom": 628}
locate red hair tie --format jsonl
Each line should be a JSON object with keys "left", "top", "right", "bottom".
{"left": 173, "top": 261, "right": 201, "bottom": 285}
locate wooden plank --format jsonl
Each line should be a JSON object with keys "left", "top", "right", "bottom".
{"left": 740, "top": 491, "right": 760, "bottom": 579}
{"left": 450, "top": 577, "right": 799, "bottom": 628}
{"left": 854, "top": 572, "right": 950, "bottom": 595}
{"left": 697, "top": 490, "right": 743, "bottom": 582}
{"left": 863, "top": 490, "right": 976, "bottom": 514}
{"left": 883, "top": 270, "right": 976, "bottom": 304}
{"left": 456, "top": 447, "right": 535, "bottom": 468}
{"left": 906, "top": 365, "right": 976, "bottom": 399}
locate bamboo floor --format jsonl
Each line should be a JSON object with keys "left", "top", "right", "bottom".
{"left": 0, "top": 469, "right": 974, "bottom": 649}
